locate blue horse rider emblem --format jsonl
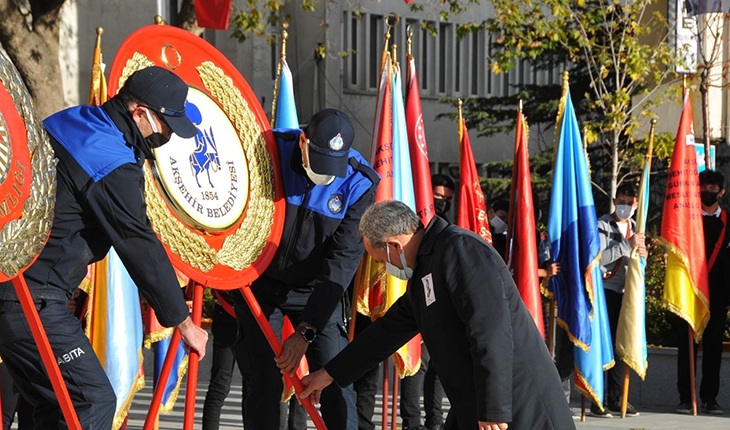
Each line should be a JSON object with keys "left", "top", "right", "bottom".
{"left": 328, "top": 194, "right": 343, "bottom": 214}
{"left": 186, "top": 102, "right": 220, "bottom": 188}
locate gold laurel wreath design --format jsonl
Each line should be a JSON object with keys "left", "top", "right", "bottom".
{"left": 197, "top": 61, "right": 275, "bottom": 271}
{"left": 0, "top": 51, "right": 57, "bottom": 278}
{"left": 119, "top": 54, "right": 274, "bottom": 272}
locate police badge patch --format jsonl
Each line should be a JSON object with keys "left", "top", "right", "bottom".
{"left": 328, "top": 194, "right": 343, "bottom": 214}
{"left": 328, "top": 133, "right": 344, "bottom": 151}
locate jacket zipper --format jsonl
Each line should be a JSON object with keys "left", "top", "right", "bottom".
{"left": 280, "top": 182, "right": 313, "bottom": 271}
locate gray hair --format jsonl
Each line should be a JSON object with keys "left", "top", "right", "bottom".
{"left": 359, "top": 200, "right": 421, "bottom": 248}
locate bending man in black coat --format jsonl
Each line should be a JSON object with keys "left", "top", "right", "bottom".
{"left": 298, "top": 200, "right": 575, "bottom": 430}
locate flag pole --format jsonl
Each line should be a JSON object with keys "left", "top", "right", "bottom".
{"left": 183, "top": 281, "right": 204, "bottom": 430}
{"left": 689, "top": 328, "right": 698, "bottom": 415}
{"left": 504, "top": 100, "right": 522, "bottom": 263}
{"left": 271, "top": 22, "right": 289, "bottom": 128}
{"left": 680, "top": 75, "right": 699, "bottom": 417}
{"left": 547, "top": 297, "right": 556, "bottom": 356}
{"left": 619, "top": 118, "right": 656, "bottom": 419}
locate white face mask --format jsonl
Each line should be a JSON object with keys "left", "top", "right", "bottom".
{"left": 490, "top": 216, "right": 507, "bottom": 235}
{"left": 615, "top": 204, "right": 635, "bottom": 221}
{"left": 302, "top": 143, "right": 335, "bottom": 185}
{"left": 385, "top": 245, "right": 413, "bottom": 280}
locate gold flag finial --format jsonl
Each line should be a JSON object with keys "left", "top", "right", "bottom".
{"left": 518, "top": 99, "right": 523, "bottom": 112}
{"left": 154, "top": 15, "right": 164, "bottom": 25}
{"left": 406, "top": 25, "right": 413, "bottom": 57}
{"left": 392, "top": 44, "right": 398, "bottom": 67}
{"left": 281, "top": 22, "right": 289, "bottom": 61}
{"left": 95, "top": 27, "right": 103, "bottom": 49}
{"left": 647, "top": 119, "right": 657, "bottom": 161}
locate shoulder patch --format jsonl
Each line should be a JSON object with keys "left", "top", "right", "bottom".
{"left": 328, "top": 193, "right": 344, "bottom": 214}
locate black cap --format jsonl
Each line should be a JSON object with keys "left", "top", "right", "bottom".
{"left": 304, "top": 109, "right": 354, "bottom": 178}
{"left": 124, "top": 66, "right": 198, "bottom": 139}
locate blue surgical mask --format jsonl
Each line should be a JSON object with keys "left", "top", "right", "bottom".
{"left": 385, "top": 245, "right": 413, "bottom": 280}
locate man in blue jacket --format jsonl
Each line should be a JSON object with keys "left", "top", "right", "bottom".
{"left": 0, "top": 66, "right": 209, "bottom": 428}
{"left": 234, "top": 108, "right": 379, "bottom": 430}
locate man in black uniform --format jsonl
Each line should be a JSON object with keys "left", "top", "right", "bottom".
{"left": 676, "top": 169, "right": 730, "bottom": 415}
{"left": 300, "top": 201, "right": 575, "bottom": 430}
{"left": 0, "top": 66, "right": 209, "bottom": 429}
{"left": 234, "top": 109, "right": 378, "bottom": 430}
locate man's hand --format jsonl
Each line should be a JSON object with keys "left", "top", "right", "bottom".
{"left": 276, "top": 326, "right": 312, "bottom": 377}
{"left": 547, "top": 262, "right": 561, "bottom": 277}
{"left": 479, "top": 422, "right": 508, "bottom": 430}
{"left": 628, "top": 232, "right": 645, "bottom": 248}
{"left": 177, "top": 316, "right": 208, "bottom": 360}
{"left": 637, "top": 243, "right": 648, "bottom": 258}
{"left": 300, "top": 368, "right": 334, "bottom": 405}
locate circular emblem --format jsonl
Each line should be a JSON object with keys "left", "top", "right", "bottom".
{"left": 328, "top": 194, "right": 343, "bottom": 214}
{"left": 152, "top": 88, "right": 250, "bottom": 231}
{"left": 108, "top": 25, "right": 285, "bottom": 289}
{"left": 328, "top": 133, "right": 344, "bottom": 151}
{"left": 0, "top": 50, "right": 56, "bottom": 281}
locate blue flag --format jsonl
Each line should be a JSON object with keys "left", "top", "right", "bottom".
{"left": 391, "top": 63, "right": 416, "bottom": 211}
{"left": 153, "top": 335, "right": 188, "bottom": 413}
{"left": 274, "top": 58, "right": 299, "bottom": 130}
{"left": 547, "top": 84, "right": 614, "bottom": 409}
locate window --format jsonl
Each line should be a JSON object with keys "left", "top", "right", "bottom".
{"left": 351, "top": 15, "right": 358, "bottom": 86}
{"left": 471, "top": 31, "right": 480, "bottom": 96}
{"left": 369, "top": 15, "right": 383, "bottom": 89}
{"left": 421, "top": 26, "right": 430, "bottom": 91}
{"left": 438, "top": 23, "right": 451, "bottom": 94}
{"left": 455, "top": 36, "right": 462, "bottom": 93}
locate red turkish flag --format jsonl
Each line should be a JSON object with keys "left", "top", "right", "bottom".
{"left": 405, "top": 54, "right": 435, "bottom": 226}
{"left": 195, "top": 0, "right": 233, "bottom": 30}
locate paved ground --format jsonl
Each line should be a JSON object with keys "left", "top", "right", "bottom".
{"left": 120, "top": 377, "right": 730, "bottom": 430}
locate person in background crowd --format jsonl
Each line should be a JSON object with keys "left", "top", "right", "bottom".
{"left": 234, "top": 108, "right": 379, "bottom": 430}
{"left": 301, "top": 200, "right": 576, "bottom": 430}
{"left": 203, "top": 291, "right": 245, "bottom": 430}
{"left": 0, "top": 66, "right": 208, "bottom": 429}
{"left": 399, "top": 174, "right": 454, "bottom": 430}
{"left": 589, "top": 183, "right": 645, "bottom": 418}
{"left": 489, "top": 199, "right": 510, "bottom": 260}
{"left": 675, "top": 169, "right": 730, "bottom": 415}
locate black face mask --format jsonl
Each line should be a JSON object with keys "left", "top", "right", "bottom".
{"left": 434, "top": 198, "right": 451, "bottom": 216}
{"left": 146, "top": 133, "right": 170, "bottom": 149}
{"left": 701, "top": 190, "right": 720, "bottom": 207}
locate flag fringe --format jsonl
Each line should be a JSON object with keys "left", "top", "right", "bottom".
{"left": 659, "top": 238, "right": 710, "bottom": 339}
{"left": 159, "top": 354, "right": 189, "bottom": 414}
{"left": 555, "top": 317, "right": 590, "bottom": 353}
{"left": 614, "top": 350, "right": 648, "bottom": 381}
{"left": 144, "top": 327, "right": 175, "bottom": 350}
{"left": 111, "top": 348, "right": 146, "bottom": 430}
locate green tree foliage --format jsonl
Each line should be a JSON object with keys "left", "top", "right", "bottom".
{"left": 481, "top": 0, "right": 679, "bottom": 205}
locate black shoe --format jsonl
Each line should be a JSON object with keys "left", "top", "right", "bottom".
{"left": 403, "top": 426, "right": 428, "bottom": 430}
{"left": 588, "top": 403, "right": 612, "bottom": 418}
{"left": 676, "top": 402, "right": 692, "bottom": 414}
{"left": 607, "top": 401, "right": 640, "bottom": 417}
{"left": 703, "top": 400, "right": 724, "bottom": 415}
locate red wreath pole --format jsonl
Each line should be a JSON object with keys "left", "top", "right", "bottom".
{"left": 10, "top": 275, "right": 82, "bottom": 429}
{"left": 183, "top": 282, "right": 205, "bottom": 429}
{"left": 239, "top": 286, "right": 327, "bottom": 430}
{"left": 143, "top": 328, "right": 182, "bottom": 430}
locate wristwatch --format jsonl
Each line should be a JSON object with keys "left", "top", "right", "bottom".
{"left": 300, "top": 326, "right": 317, "bottom": 343}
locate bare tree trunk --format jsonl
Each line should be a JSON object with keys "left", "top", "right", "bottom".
{"left": 700, "top": 67, "right": 712, "bottom": 169}
{"left": 178, "top": 0, "right": 204, "bottom": 37}
{"left": 609, "top": 129, "right": 620, "bottom": 212}
{"left": 0, "top": 0, "right": 66, "bottom": 119}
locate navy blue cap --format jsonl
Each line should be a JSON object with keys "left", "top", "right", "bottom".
{"left": 124, "top": 66, "right": 198, "bottom": 139}
{"left": 304, "top": 109, "right": 354, "bottom": 178}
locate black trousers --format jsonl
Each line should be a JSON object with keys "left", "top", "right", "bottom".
{"left": 203, "top": 304, "right": 246, "bottom": 430}
{"left": 352, "top": 313, "right": 380, "bottom": 430}
{"left": 234, "top": 286, "right": 358, "bottom": 430}
{"left": 400, "top": 344, "right": 445, "bottom": 428}
{"left": 0, "top": 300, "right": 116, "bottom": 429}
{"left": 677, "top": 303, "right": 728, "bottom": 404}
{"left": 604, "top": 290, "right": 625, "bottom": 404}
